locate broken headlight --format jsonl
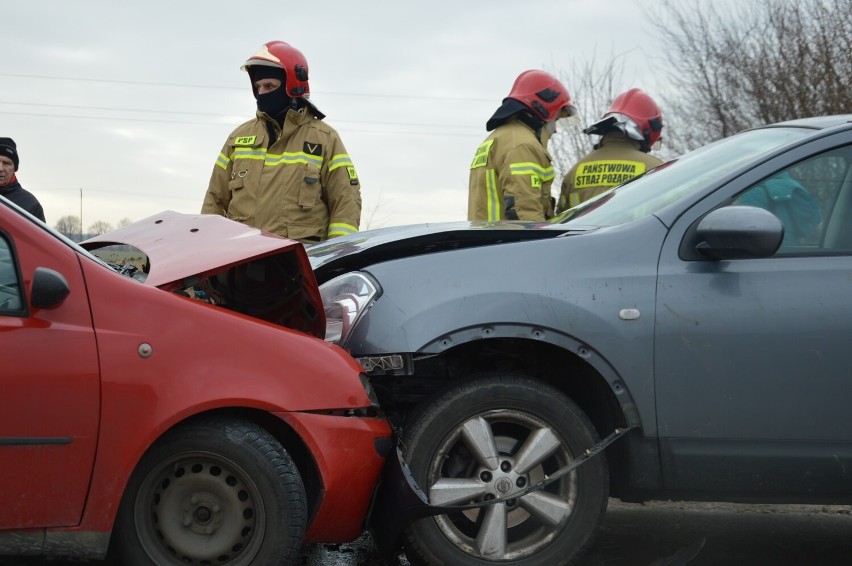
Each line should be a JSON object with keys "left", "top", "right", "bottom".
{"left": 319, "top": 271, "right": 380, "bottom": 345}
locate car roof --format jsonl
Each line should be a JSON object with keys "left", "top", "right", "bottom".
{"left": 758, "top": 114, "right": 852, "bottom": 130}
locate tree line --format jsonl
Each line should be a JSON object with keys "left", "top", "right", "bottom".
{"left": 54, "top": 215, "right": 134, "bottom": 242}
{"left": 550, "top": 0, "right": 849, "bottom": 180}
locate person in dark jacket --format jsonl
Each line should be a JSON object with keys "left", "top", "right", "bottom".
{"left": 0, "top": 138, "right": 45, "bottom": 222}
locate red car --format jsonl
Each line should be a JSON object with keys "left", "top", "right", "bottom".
{"left": 0, "top": 203, "right": 393, "bottom": 565}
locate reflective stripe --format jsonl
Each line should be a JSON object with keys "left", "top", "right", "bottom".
{"left": 265, "top": 151, "right": 323, "bottom": 168}
{"left": 485, "top": 169, "right": 500, "bottom": 221}
{"left": 328, "top": 222, "right": 359, "bottom": 238}
{"left": 229, "top": 146, "right": 325, "bottom": 168}
{"left": 329, "top": 154, "right": 353, "bottom": 172}
{"left": 510, "top": 162, "right": 555, "bottom": 182}
{"left": 569, "top": 192, "right": 580, "bottom": 207}
{"left": 214, "top": 153, "right": 231, "bottom": 170}
{"left": 233, "top": 147, "right": 267, "bottom": 161}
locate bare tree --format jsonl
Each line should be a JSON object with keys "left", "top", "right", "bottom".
{"left": 55, "top": 215, "right": 81, "bottom": 239}
{"left": 88, "top": 220, "right": 114, "bottom": 236}
{"left": 548, "top": 49, "right": 675, "bottom": 191}
{"left": 116, "top": 217, "right": 134, "bottom": 229}
{"left": 652, "top": 0, "right": 852, "bottom": 153}
{"left": 361, "top": 188, "right": 393, "bottom": 230}
{"left": 550, "top": 50, "right": 630, "bottom": 173}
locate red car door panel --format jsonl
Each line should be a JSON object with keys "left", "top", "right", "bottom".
{"left": 0, "top": 220, "right": 100, "bottom": 529}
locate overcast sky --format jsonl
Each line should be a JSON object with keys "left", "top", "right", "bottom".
{"left": 3, "top": 0, "right": 670, "bottom": 231}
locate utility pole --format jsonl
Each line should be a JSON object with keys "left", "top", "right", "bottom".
{"left": 80, "top": 188, "right": 83, "bottom": 242}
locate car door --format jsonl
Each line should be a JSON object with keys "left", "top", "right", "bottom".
{"left": 654, "top": 136, "right": 852, "bottom": 498}
{"left": 0, "top": 213, "right": 100, "bottom": 528}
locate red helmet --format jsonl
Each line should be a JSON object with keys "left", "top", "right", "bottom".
{"left": 506, "top": 70, "right": 577, "bottom": 122}
{"left": 241, "top": 41, "right": 310, "bottom": 99}
{"left": 599, "top": 88, "right": 663, "bottom": 147}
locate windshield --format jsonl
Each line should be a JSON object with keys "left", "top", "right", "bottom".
{"left": 552, "top": 126, "right": 815, "bottom": 228}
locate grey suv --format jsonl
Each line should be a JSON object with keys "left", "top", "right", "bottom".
{"left": 309, "top": 115, "right": 852, "bottom": 566}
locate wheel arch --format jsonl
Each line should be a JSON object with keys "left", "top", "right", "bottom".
{"left": 368, "top": 327, "right": 644, "bottom": 502}
{"left": 420, "top": 325, "right": 641, "bottom": 430}
{"left": 120, "top": 408, "right": 323, "bottom": 526}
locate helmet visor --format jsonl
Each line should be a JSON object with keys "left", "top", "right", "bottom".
{"left": 558, "top": 103, "right": 578, "bottom": 119}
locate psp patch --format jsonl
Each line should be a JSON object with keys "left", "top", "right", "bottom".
{"left": 347, "top": 165, "right": 359, "bottom": 185}
{"left": 303, "top": 142, "right": 323, "bottom": 156}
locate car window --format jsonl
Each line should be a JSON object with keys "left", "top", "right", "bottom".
{"left": 734, "top": 145, "right": 852, "bottom": 254}
{"left": 553, "top": 126, "right": 814, "bottom": 228}
{"left": 0, "top": 234, "right": 23, "bottom": 314}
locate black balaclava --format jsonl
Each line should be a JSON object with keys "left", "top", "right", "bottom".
{"left": 248, "top": 65, "right": 292, "bottom": 123}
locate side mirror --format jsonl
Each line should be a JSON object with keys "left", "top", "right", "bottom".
{"left": 31, "top": 267, "right": 71, "bottom": 309}
{"left": 695, "top": 206, "right": 784, "bottom": 260}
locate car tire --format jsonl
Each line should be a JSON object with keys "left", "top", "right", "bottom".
{"left": 401, "top": 373, "right": 608, "bottom": 566}
{"left": 110, "top": 417, "right": 306, "bottom": 566}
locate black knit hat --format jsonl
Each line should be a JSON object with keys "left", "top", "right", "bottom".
{"left": 0, "top": 138, "right": 18, "bottom": 171}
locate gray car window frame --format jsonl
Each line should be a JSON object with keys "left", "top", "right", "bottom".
{"left": 734, "top": 145, "right": 852, "bottom": 253}
{"left": 554, "top": 127, "right": 815, "bottom": 229}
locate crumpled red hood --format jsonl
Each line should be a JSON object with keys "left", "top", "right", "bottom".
{"left": 82, "top": 211, "right": 325, "bottom": 337}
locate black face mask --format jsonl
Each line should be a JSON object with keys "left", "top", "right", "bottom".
{"left": 257, "top": 87, "right": 292, "bottom": 120}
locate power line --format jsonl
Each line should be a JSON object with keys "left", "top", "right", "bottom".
{"left": 1, "top": 100, "right": 231, "bottom": 118}
{"left": 0, "top": 110, "right": 481, "bottom": 137}
{"left": 0, "top": 72, "right": 494, "bottom": 103}
{"left": 0, "top": 110, "right": 235, "bottom": 127}
{"left": 0, "top": 72, "right": 233, "bottom": 91}
{"left": 0, "top": 100, "right": 482, "bottom": 131}
{"left": 35, "top": 186, "right": 201, "bottom": 202}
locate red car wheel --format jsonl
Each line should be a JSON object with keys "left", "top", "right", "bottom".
{"left": 111, "top": 418, "right": 306, "bottom": 566}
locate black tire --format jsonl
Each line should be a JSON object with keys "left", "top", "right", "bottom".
{"left": 110, "top": 417, "right": 307, "bottom": 566}
{"left": 401, "top": 374, "right": 608, "bottom": 566}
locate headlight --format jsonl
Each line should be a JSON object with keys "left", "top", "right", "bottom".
{"left": 359, "top": 373, "right": 381, "bottom": 408}
{"left": 319, "top": 271, "right": 380, "bottom": 344}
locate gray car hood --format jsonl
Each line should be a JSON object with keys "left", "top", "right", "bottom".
{"left": 308, "top": 220, "right": 585, "bottom": 282}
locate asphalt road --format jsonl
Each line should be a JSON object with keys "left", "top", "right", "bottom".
{"left": 4, "top": 500, "right": 851, "bottom": 565}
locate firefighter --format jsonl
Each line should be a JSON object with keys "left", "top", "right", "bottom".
{"left": 202, "top": 41, "right": 361, "bottom": 243}
{"left": 557, "top": 88, "right": 663, "bottom": 212}
{"left": 468, "top": 70, "right": 577, "bottom": 222}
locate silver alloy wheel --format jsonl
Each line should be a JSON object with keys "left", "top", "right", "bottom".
{"left": 133, "top": 450, "right": 266, "bottom": 565}
{"left": 426, "top": 409, "right": 578, "bottom": 560}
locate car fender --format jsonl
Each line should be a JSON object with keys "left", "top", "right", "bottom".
{"left": 74, "top": 259, "right": 377, "bottom": 533}
{"left": 346, "top": 222, "right": 668, "bottom": 433}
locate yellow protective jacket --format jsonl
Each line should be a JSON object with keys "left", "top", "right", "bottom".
{"left": 468, "top": 117, "right": 555, "bottom": 222}
{"left": 557, "top": 132, "right": 663, "bottom": 212}
{"left": 202, "top": 107, "right": 361, "bottom": 242}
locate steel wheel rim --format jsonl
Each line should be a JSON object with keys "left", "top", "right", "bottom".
{"left": 427, "top": 409, "right": 578, "bottom": 561}
{"left": 133, "top": 450, "right": 267, "bottom": 565}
